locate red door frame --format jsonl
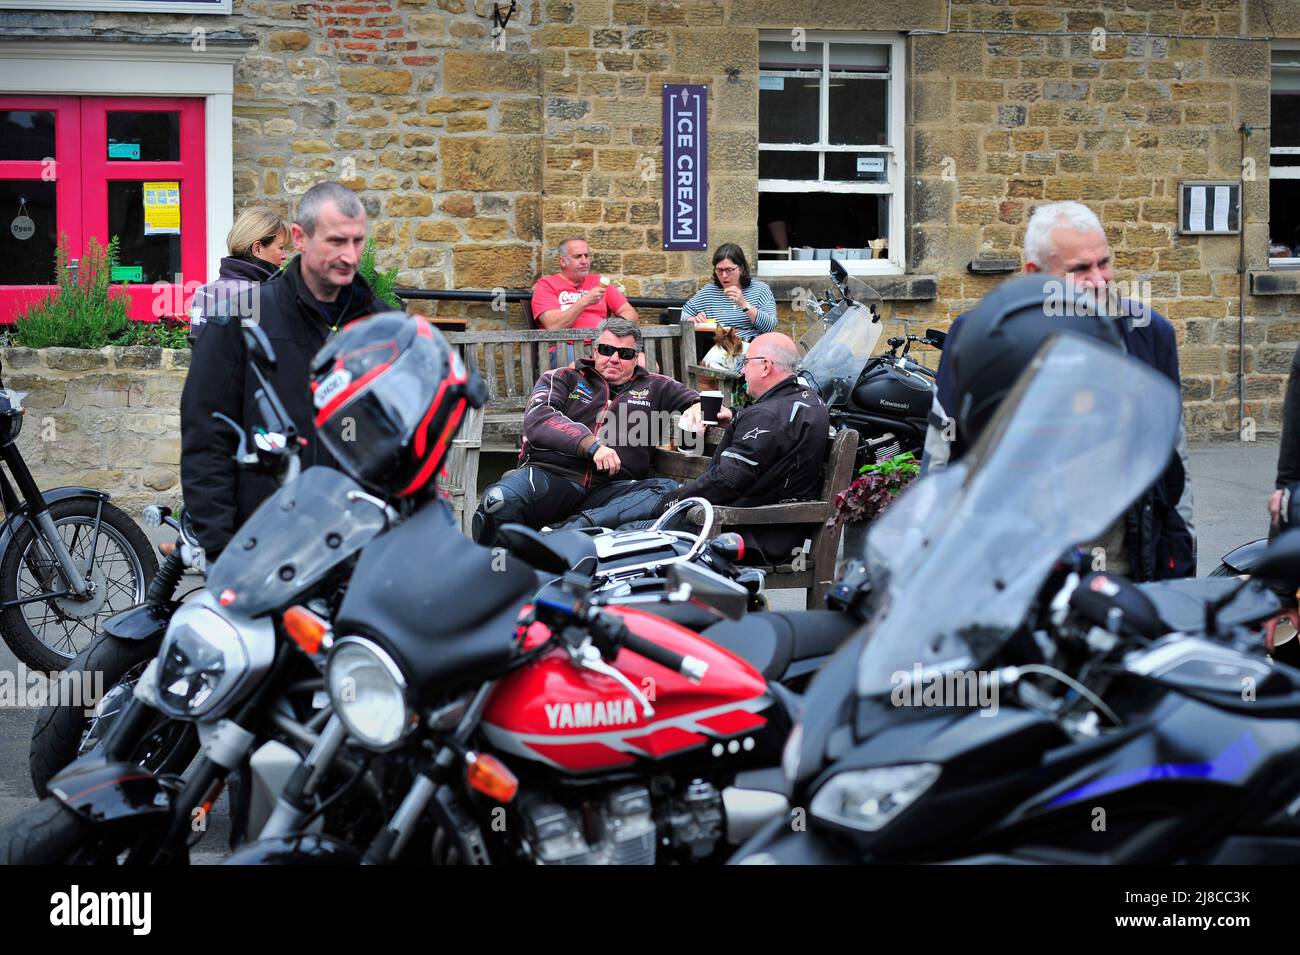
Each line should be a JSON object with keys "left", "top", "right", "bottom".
{"left": 0, "top": 96, "right": 206, "bottom": 324}
{"left": 0, "top": 96, "right": 82, "bottom": 322}
{"left": 81, "top": 97, "right": 207, "bottom": 322}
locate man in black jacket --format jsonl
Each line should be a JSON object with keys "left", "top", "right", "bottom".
{"left": 661, "top": 333, "right": 830, "bottom": 564}
{"left": 180, "top": 182, "right": 387, "bottom": 560}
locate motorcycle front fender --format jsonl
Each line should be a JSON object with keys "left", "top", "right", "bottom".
{"left": 0, "top": 486, "right": 112, "bottom": 554}
{"left": 103, "top": 602, "right": 175, "bottom": 642}
{"left": 224, "top": 834, "right": 362, "bottom": 866}
{"left": 1219, "top": 537, "right": 1267, "bottom": 576}
{"left": 46, "top": 755, "right": 178, "bottom": 827}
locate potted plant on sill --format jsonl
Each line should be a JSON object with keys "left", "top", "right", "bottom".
{"left": 827, "top": 451, "right": 920, "bottom": 564}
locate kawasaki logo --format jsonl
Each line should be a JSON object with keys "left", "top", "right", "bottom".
{"left": 545, "top": 699, "right": 638, "bottom": 729}
{"left": 878, "top": 399, "right": 909, "bottom": 409}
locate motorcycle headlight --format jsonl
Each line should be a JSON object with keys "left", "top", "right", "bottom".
{"left": 156, "top": 598, "right": 257, "bottom": 718}
{"left": 327, "top": 637, "right": 414, "bottom": 750}
{"left": 809, "top": 763, "right": 940, "bottom": 833}
{"left": 0, "top": 389, "right": 26, "bottom": 445}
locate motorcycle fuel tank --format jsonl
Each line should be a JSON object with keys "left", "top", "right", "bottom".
{"left": 480, "top": 606, "right": 774, "bottom": 774}
{"left": 849, "top": 360, "right": 934, "bottom": 421}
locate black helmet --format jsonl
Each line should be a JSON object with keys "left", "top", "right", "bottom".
{"left": 948, "top": 274, "right": 1126, "bottom": 458}
{"left": 311, "top": 312, "right": 487, "bottom": 498}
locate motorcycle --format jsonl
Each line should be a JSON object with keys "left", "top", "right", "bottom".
{"left": 224, "top": 508, "right": 864, "bottom": 866}
{"left": 734, "top": 332, "right": 1300, "bottom": 865}
{"left": 0, "top": 379, "right": 158, "bottom": 671}
{"left": 0, "top": 327, "right": 395, "bottom": 864}
{"left": 797, "top": 258, "right": 945, "bottom": 471}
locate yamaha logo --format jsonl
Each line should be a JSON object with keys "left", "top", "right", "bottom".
{"left": 545, "top": 699, "right": 638, "bottom": 729}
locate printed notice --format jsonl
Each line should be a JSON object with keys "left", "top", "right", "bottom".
{"left": 1213, "top": 185, "right": 1230, "bottom": 232}
{"left": 1187, "top": 187, "right": 1207, "bottom": 233}
{"left": 143, "top": 181, "right": 180, "bottom": 236}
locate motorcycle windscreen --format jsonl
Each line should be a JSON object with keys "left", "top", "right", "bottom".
{"left": 796, "top": 276, "right": 884, "bottom": 396}
{"left": 854, "top": 333, "right": 1181, "bottom": 699}
{"left": 207, "top": 466, "right": 388, "bottom": 617}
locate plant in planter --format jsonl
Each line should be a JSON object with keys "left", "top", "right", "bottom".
{"left": 14, "top": 235, "right": 131, "bottom": 349}
{"left": 828, "top": 451, "right": 921, "bottom": 558}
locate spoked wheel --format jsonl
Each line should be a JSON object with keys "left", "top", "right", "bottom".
{"left": 0, "top": 498, "right": 157, "bottom": 671}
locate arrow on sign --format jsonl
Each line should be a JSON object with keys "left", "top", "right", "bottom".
{"left": 680, "top": 88, "right": 688, "bottom": 105}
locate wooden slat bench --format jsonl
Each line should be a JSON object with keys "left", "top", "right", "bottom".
{"left": 653, "top": 428, "right": 860, "bottom": 609}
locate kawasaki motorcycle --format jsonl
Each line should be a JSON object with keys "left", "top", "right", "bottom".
{"left": 735, "top": 333, "right": 1300, "bottom": 865}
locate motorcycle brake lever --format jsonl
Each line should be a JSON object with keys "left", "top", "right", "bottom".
{"left": 571, "top": 638, "right": 655, "bottom": 719}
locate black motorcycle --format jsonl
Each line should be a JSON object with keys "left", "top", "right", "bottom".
{"left": 0, "top": 328, "right": 396, "bottom": 864}
{"left": 797, "top": 258, "right": 944, "bottom": 470}
{"left": 0, "top": 379, "right": 157, "bottom": 671}
{"left": 735, "top": 333, "right": 1300, "bottom": 865}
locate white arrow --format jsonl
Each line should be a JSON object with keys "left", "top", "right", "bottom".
{"left": 680, "top": 87, "right": 688, "bottom": 105}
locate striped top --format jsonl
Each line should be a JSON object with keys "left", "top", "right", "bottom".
{"left": 682, "top": 279, "right": 778, "bottom": 341}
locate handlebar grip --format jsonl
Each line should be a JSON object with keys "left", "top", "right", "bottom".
{"left": 622, "top": 631, "right": 708, "bottom": 684}
{"left": 254, "top": 388, "right": 282, "bottom": 434}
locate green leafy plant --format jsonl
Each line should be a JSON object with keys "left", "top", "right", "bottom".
{"left": 358, "top": 239, "right": 401, "bottom": 308}
{"left": 14, "top": 235, "right": 132, "bottom": 349}
{"left": 114, "top": 317, "right": 191, "bottom": 349}
{"left": 828, "top": 451, "right": 920, "bottom": 528}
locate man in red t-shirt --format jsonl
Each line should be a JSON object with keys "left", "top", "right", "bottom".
{"left": 532, "top": 236, "right": 640, "bottom": 330}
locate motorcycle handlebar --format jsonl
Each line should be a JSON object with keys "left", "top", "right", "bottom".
{"left": 622, "top": 629, "right": 707, "bottom": 685}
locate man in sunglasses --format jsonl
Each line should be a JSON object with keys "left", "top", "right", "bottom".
{"left": 472, "top": 317, "right": 709, "bottom": 545}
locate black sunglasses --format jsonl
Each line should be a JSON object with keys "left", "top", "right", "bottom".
{"left": 595, "top": 343, "right": 638, "bottom": 360}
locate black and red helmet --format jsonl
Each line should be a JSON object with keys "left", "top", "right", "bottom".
{"left": 310, "top": 312, "right": 486, "bottom": 498}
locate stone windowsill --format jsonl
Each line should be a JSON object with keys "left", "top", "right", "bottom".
{"left": 1249, "top": 270, "right": 1300, "bottom": 296}
{"left": 763, "top": 274, "right": 938, "bottom": 303}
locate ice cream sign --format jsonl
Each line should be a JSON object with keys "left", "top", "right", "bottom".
{"left": 662, "top": 83, "right": 707, "bottom": 251}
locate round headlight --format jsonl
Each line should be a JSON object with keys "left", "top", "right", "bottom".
{"left": 327, "top": 637, "right": 413, "bottom": 750}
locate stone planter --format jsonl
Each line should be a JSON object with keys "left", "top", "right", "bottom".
{"left": 0, "top": 346, "right": 190, "bottom": 516}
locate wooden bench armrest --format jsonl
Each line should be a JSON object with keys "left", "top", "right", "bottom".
{"left": 688, "top": 501, "right": 830, "bottom": 526}
{"left": 687, "top": 363, "right": 742, "bottom": 382}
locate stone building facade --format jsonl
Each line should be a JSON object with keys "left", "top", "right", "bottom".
{"left": 2, "top": 0, "right": 1300, "bottom": 438}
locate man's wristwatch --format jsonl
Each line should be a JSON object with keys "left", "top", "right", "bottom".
{"left": 588, "top": 439, "right": 603, "bottom": 459}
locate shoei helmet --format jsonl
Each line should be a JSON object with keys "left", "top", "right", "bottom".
{"left": 947, "top": 273, "right": 1126, "bottom": 458}
{"left": 311, "top": 312, "right": 486, "bottom": 497}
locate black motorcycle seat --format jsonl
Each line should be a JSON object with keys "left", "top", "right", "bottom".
{"left": 700, "top": 610, "right": 858, "bottom": 681}
{"left": 336, "top": 505, "right": 541, "bottom": 697}
{"left": 1137, "top": 578, "right": 1281, "bottom": 635}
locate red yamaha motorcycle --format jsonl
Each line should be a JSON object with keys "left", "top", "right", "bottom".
{"left": 228, "top": 505, "right": 857, "bottom": 865}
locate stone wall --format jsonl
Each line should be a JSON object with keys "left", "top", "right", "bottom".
{"left": 0, "top": 348, "right": 188, "bottom": 515}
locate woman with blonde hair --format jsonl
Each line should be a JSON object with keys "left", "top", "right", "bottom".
{"left": 189, "top": 207, "right": 289, "bottom": 341}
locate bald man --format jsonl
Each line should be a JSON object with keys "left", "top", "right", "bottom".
{"left": 660, "top": 332, "right": 831, "bottom": 564}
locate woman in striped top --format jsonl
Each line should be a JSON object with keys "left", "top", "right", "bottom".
{"left": 682, "top": 243, "right": 777, "bottom": 342}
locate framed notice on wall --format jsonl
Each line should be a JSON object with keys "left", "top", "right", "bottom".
{"left": 1178, "top": 181, "right": 1241, "bottom": 236}
{"left": 663, "top": 83, "right": 708, "bottom": 251}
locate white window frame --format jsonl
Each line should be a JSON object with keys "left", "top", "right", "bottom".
{"left": 0, "top": 0, "right": 230, "bottom": 14}
{"left": 757, "top": 31, "right": 906, "bottom": 278}
{"left": 1270, "top": 43, "right": 1300, "bottom": 268}
{"left": 0, "top": 38, "right": 246, "bottom": 282}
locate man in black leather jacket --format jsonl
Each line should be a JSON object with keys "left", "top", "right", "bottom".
{"left": 180, "top": 182, "right": 386, "bottom": 561}
{"left": 661, "top": 333, "right": 830, "bottom": 564}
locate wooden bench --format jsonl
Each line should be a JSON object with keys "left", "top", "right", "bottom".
{"left": 653, "top": 428, "right": 860, "bottom": 610}
{"left": 445, "top": 320, "right": 702, "bottom": 454}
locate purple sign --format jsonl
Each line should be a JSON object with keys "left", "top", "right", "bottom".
{"left": 662, "top": 84, "right": 707, "bottom": 251}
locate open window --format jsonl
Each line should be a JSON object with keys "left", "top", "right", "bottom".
{"left": 757, "top": 32, "right": 905, "bottom": 277}
{"left": 1270, "top": 45, "right": 1300, "bottom": 267}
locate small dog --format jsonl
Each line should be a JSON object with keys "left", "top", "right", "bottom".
{"left": 701, "top": 325, "right": 747, "bottom": 374}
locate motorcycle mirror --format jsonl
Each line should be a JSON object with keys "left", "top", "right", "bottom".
{"left": 1249, "top": 529, "right": 1300, "bottom": 585}
{"left": 925, "top": 328, "right": 947, "bottom": 350}
{"left": 495, "top": 524, "right": 597, "bottom": 577}
{"left": 243, "top": 325, "right": 278, "bottom": 372}
{"left": 666, "top": 560, "right": 748, "bottom": 621}
{"left": 829, "top": 257, "right": 849, "bottom": 290}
